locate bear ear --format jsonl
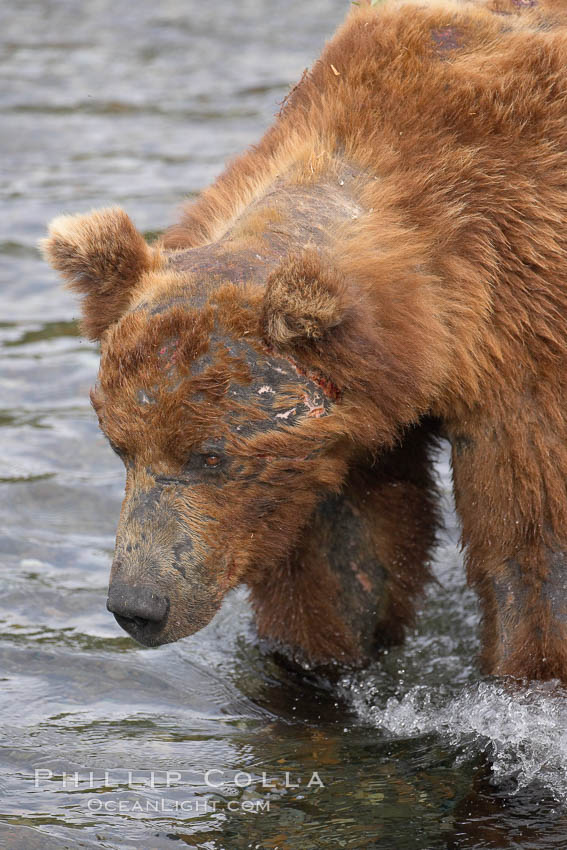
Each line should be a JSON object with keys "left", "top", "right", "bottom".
{"left": 261, "top": 249, "right": 350, "bottom": 348}
{"left": 40, "top": 207, "right": 162, "bottom": 340}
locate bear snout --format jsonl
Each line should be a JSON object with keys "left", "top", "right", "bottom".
{"left": 107, "top": 582, "right": 169, "bottom": 645}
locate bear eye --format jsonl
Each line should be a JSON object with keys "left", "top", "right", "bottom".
{"left": 203, "top": 454, "right": 221, "bottom": 468}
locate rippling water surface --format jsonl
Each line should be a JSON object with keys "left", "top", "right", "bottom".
{"left": 3, "top": 1, "right": 567, "bottom": 847}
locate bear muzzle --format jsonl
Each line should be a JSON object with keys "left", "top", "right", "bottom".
{"left": 107, "top": 582, "right": 170, "bottom": 646}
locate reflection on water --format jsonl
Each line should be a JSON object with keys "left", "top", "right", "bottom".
{"left": 2, "top": 0, "right": 567, "bottom": 847}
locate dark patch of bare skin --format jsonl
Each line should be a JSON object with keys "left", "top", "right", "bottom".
{"left": 452, "top": 433, "right": 475, "bottom": 458}
{"left": 490, "top": 560, "right": 529, "bottom": 665}
{"left": 431, "top": 25, "right": 465, "bottom": 56}
{"left": 167, "top": 172, "right": 364, "bottom": 279}
{"left": 138, "top": 170, "right": 366, "bottom": 319}
{"left": 314, "top": 492, "right": 389, "bottom": 653}
{"left": 542, "top": 549, "right": 567, "bottom": 623}
{"left": 248, "top": 421, "right": 439, "bottom": 667}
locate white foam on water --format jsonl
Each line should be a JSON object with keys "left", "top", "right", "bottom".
{"left": 343, "top": 677, "right": 567, "bottom": 803}
{"left": 337, "top": 445, "right": 567, "bottom": 805}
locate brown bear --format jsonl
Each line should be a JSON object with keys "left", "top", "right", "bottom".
{"left": 43, "top": 0, "right": 567, "bottom": 680}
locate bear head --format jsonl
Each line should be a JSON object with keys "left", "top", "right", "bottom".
{"left": 42, "top": 207, "right": 384, "bottom": 647}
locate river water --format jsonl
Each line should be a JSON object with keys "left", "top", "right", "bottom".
{"left": 2, "top": 1, "right": 567, "bottom": 847}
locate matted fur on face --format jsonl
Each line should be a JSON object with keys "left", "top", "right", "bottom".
{"left": 93, "top": 297, "right": 348, "bottom": 646}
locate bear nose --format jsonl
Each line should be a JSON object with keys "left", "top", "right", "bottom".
{"left": 106, "top": 583, "right": 169, "bottom": 627}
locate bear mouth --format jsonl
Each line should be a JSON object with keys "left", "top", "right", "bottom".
{"left": 112, "top": 612, "right": 170, "bottom": 647}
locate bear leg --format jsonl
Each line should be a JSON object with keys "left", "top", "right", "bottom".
{"left": 249, "top": 420, "right": 440, "bottom": 667}
{"left": 450, "top": 415, "right": 567, "bottom": 682}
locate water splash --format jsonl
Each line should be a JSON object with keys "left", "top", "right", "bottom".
{"left": 343, "top": 676, "right": 567, "bottom": 803}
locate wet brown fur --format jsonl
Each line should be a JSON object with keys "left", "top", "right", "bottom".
{"left": 43, "top": 0, "right": 567, "bottom": 678}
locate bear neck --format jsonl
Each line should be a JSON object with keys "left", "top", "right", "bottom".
{"left": 163, "top": 170, "right": 365, "bottom": 295}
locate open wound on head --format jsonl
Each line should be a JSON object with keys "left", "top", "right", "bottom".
{"left": 95, "top": 306, "right": 337, "bottom": 472}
